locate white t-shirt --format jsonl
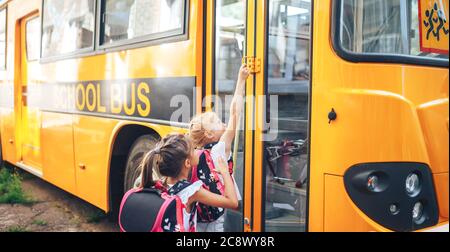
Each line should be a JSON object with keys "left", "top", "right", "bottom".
{"left": 210, "top": 142, "right": 242, "bottom": 201}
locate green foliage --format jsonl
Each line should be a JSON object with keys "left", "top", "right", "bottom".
{"left": 0, "top": 167, "right": 34, "bottom": 205}
{"left": 32, "top": 219, "right": 48, "bottom": 226}
{"left": 6, "top": 225, "right": 29, "bottom": 232}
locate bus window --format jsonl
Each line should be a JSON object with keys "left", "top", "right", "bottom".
{"left": 42, "top": 0, "right": 95, "bottom": 58}
{"left": 0, "top": 8, "right": 6, "bottom": 69}
{"left": 215, "top": 0, "right": 245, "bottom": 120}
{"left": 214, "top": 0, "right": 246, "bottom": 232}
{"left": 264, "top": 0, "right": 310, "bottom": 232}
{"left": 26, "top": 17, "right": 40, "bottom": 61}
{"left": 339, "top": 0, "right": 449, "bottom": 59}
{"left": 101, "top": 0, "right": 185, "bottom": 45}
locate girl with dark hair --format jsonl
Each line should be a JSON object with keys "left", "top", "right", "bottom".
{"left": 135, "top": 133, "right": 238, "bottom": 232}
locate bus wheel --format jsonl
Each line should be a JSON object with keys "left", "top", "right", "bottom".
{"left": 124, "top": 135, "right": 160, "bottom": 192}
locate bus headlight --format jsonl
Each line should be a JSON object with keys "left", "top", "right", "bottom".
{"left": 345, "top": 163, "right": 439, "bottom": 231}
{"left": 412, "top": 202, "right": 424, "bottom": 224}
{"left": 406, "top": 173, "right": 421, "bottom": 197}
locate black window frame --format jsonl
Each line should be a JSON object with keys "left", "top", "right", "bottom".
{"left": 0, "top": 6, "right": 7, "bottom": 70}
{"left": 96, "top": 0, "right": 190, "bottom": 53}
{"left": 332, "top": 0, "right": 449, "bottom": 68}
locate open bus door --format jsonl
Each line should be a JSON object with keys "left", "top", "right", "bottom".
{"left": 255, "top": 0, "right": 311, "bottom": 232}
{"left": 206, "top": 0, "right": 312, "bottom": 232}
{"left": 206, "top": 0, "right": 252, "bottom": 232}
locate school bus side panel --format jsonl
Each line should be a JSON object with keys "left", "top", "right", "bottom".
{"left": 73, "top": 116, "right": 119, "bottom": 210}
{"left": 0, "top": 0, "right": 37, "bottom": 165}
{"left": 22, "top": 0, "right": 79, "bottom": 197}
{"left": 40, "top": 113, "right": 77, "bottom": 194}
{"left": 0, "top": 31, "right": 15, "bottom": 163}
{"left": 0, "top": 107, "right": 15, "bottom": 163}
{"left": 310, "top": 0, "right": 449, "bottom": 231}
{"left": 69, "top": 0, "right": 201, "bottom": 210}
{"left": 417, "top": 99, "right": 449, "bottom": 219}
{"left": 0, "top": 82, "right": 13, "bottom": 164}
{"left": 2, "top": 0, "right": 204, "bottom": 211}
{"left": 2, "top": 0, "right": 47, "bottom": 167}
{"left": 324, "top": 175, "right": 388, "bottom": 232}
{"left": 0, "top": 4, "right": 10, "bottom": 163}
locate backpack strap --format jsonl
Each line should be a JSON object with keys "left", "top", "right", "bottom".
{"left": 188, "top": 208, "right": 197, "bottom": 232}
{"left": 203, "top": 148, "right": 234, "bottom": 175}
{"left": 175, "top": 196, "right": 186, "bottom": 232}
{"left": 168, "top": 180, "right": 193, "bottom": 195}
{"left": 167, "top": 181, "right": 197, "bottom": 232}
{"left": 202, "top": 149, "right": 225, "bottom": 195}
{"left": 154, "top": 180, "right": 168, "bottom": 193}
{"left": 190, "top": 150, "right": 203, "bottom": 183}
{"left": 151, "top": 193, "right": 186, "bottom": 232}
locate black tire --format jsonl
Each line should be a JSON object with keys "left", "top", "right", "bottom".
{"left": 123, "top": 135, "right": 160, "bottom": 192}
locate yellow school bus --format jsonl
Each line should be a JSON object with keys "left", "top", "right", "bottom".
{"left": 0, "top": 0, "right": 448, "bottom": 232}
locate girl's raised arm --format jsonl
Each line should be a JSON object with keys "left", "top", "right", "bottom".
{"left": 220, "top": 64, "right": 250, "bottom": 156}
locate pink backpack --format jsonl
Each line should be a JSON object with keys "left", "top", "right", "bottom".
{"left": 190, "top": 148, "right": 234, "bottom": 222}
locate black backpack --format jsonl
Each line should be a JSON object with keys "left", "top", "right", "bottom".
{"left": 119, "top": 181, "right": 196, "bottom": 232}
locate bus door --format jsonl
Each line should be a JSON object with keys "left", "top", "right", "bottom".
{"left": 207, "top": 0, "right": 311, "bottom": 232}
{"left": 255, "top": 0, "right": 311, "bottom": 232}
{"left": 206, "top": 0, "right": 255, "bottom": 232}
{"left": 18, "top": 14, "right": 43, "bottom": 172}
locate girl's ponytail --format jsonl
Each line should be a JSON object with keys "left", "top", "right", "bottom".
{"left": 139, "top": 148, "right": 162, "bottom": 188}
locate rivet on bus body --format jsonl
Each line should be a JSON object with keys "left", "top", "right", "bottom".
{"left": 8, "top": 139, "right": 13, "bottom": 144}
{"left": 79, "top": 164, "right": 86, "bottom": 170}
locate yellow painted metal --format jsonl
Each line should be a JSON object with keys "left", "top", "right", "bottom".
{"left": 324, "top": 175, "right": 385, "bottom": 232}
{"left": 41, "top": 112, "right": 76, "bottom": 193}
{"left": 243, "top": 0, "right": 256, "bottom": 232}
{"left": 0, "top": 0, "right": 447, "bottom": 231}
{"left": 20, "top": 13, "right": 42, "bottom": 170}
{"left": 203, "top": 0, "right": 215, "bottom": 112}
{"left": 242, "top": 56, "right": 261, "bottom": 74}
{"left": 1, "top": 0, "right": 204, "bottom": 211}
{"left": 309, "top": 0, "right": 449, "bottom": 232}
{"left": 251, "top": 0, "right": 267, "bottom": 232}
{"left": 417, "top": 99, "right": 449, "bottom": 175}
{"left": 434, "top": 173, "right": 449, "bottom": 220}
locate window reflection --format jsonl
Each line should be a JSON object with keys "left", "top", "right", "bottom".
{"left": 340, "top": 0, "right": 449, "bottom": 58}
{"left": 264, "top": 0, "right": 310, "bottom": 232}
{"left": 214, "top": 0, "right": 246, "bottom": 232}
{"left": 0, "top": 9, "right": 6, "bottom": 68}
{"left": 102, "top": 0, "right": 184, "bottom": 44}
{"left": 27, "top": 18, "right": 41, "bottom": 61}
{"left": 42, "top": 0, "right": 95, "bottom": 58}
